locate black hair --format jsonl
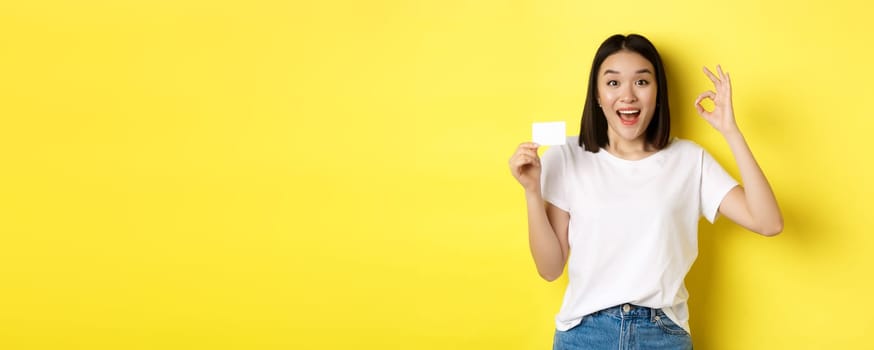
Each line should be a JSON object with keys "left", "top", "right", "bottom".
{"left": 579, "top": 34, "right": 671, "bottom": 152}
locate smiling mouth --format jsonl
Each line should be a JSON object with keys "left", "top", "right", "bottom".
{"left": 617, "top": 110, "right": 640, "bottom": 125}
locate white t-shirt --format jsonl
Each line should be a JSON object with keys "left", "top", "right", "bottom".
{"left": 540, "top": 136, "right": 738, "bottom": 334}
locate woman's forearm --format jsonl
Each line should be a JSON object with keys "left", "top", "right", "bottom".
{"left": 723, "top": 130, "right": 784, "bottom": 235}
{"left": 524, "top": 189, "right": 567, "bottom": 281}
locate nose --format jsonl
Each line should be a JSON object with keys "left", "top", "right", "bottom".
{"left": 619, "top": 85, "right": 637, "bottom": 103}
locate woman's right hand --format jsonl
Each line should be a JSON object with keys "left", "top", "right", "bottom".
{"left": 509, "top": 142, "right": 542, "bottom": 193}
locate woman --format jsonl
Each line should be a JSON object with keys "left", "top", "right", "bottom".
{"left": 508, "top": 34, "right": 782, "bottom": 349}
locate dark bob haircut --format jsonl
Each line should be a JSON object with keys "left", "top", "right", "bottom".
{"left": 579, "top": 34, "right": 671, "bottom": 152}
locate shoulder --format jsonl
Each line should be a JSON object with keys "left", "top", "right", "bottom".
{"left": 544, "top": 135, "right": 580, "bottom": 155}
{"left": 562, "top": 135, "right": 585, "bottom": 153}
{"left": 546, "top": 136, "right": 596, "bottom": 159}
{"left": 542, "top": 136, "right": 592, "bottom": 165}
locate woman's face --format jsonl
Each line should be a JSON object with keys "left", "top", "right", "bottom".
{"left": 597, "top": 50, "right": 658, "bottom": 145}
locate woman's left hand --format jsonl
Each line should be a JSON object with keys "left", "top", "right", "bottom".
{"left": 695, "top": 65, "right": 740, "bottom": 135}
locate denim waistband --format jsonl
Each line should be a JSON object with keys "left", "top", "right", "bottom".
{"left": 595, "top": 304, "right": 662, "bottom": 322}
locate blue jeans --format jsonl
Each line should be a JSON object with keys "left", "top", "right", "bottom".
{"left": 553, "top": 304, "right": 693, "bottom": 350}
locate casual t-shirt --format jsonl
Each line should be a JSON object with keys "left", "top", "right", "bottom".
{"left": 540, "top": 136, "right": 738, "bottom": 334}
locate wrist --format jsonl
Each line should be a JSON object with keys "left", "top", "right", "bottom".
{"left": 720, "top": 124, "right": 742, "bottom": 139}
{"left": 524, "top": 187, "right": 543, "bottom": 199}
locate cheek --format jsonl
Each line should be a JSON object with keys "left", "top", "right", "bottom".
{"left": 597, "top": 90, "right": 614, "bottom": 104}
{"left": 642, "top": 89, "right": 658, "bottom": 107}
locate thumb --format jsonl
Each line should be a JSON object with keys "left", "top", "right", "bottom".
{"left": 695, "top": 91, "right": 716, "bottom": 117}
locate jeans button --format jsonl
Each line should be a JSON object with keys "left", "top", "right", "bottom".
{"left": 622, "top": 304, "right": 631, "bottom": 313}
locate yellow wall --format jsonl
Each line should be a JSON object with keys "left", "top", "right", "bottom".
{"left": 1, "top": 0, "right": 871, "bottom": 348}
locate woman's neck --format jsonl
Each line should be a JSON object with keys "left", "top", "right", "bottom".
{"left": 605, "top": 137, "right": 655, "bottom": 160}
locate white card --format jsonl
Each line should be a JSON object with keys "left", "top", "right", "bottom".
{"left": 532, "top": 121, "right": 566, "bottom": 146}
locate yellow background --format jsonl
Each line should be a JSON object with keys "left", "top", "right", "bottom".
{"left": 1, "top": 0, "right": 871, "bottom": 349}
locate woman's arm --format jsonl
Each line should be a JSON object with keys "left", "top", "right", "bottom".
{"left": 696, "top": 66, "right": 784, "bottom": 236}
{"left": 510, "top": 143, "right": 571, "bottom": 280}
{"left": 526, "top": 193, "right": 570, "bottom": 281}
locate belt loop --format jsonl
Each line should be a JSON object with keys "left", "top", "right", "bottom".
{"left": 650, "top": 307, "right": 657, "bottom": 322}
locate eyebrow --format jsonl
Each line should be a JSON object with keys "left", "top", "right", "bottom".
{"left": 603, "top": 69, "right": 653, "bottom": 75}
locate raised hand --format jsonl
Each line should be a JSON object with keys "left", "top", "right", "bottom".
{"left": 695, "top": 65, "right": 740, "bottom": 135}
{"left": 509, "top": 142, "right": 542, "bottom": 193}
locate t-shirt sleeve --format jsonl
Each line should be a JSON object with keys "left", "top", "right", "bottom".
{"left": 540, "top": 145, "right": 570, "bottom": 212}
{"left": 700, "top": 149, "right": 739, "bottom": 223}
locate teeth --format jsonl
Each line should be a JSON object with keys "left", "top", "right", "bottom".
{"left": 618, "top": 110, "right": 640, "bottom": 114}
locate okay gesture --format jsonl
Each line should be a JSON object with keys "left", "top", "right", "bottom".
{"left": 695, "top": 65, "right": 740, "bottom": 135}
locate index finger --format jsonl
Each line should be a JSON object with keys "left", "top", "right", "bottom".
{"left": 716, "top": 65, "right": 726, "bottom": 80}
{"left": 702, "top": 66, "right": 720, "bottom": 85}
{"left": 518, "top": 142, "right": 540, "bottom": 150}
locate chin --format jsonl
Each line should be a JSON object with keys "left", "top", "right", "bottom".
{"left": 617, "top": 130, "right": 645, "bottom": 141}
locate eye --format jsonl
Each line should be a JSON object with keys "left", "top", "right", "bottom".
{"left": 635, "top": 79, "right": 649, "bottom": 86}
{"left": 606, "top": 80, "right": 618, "bottom": 87}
